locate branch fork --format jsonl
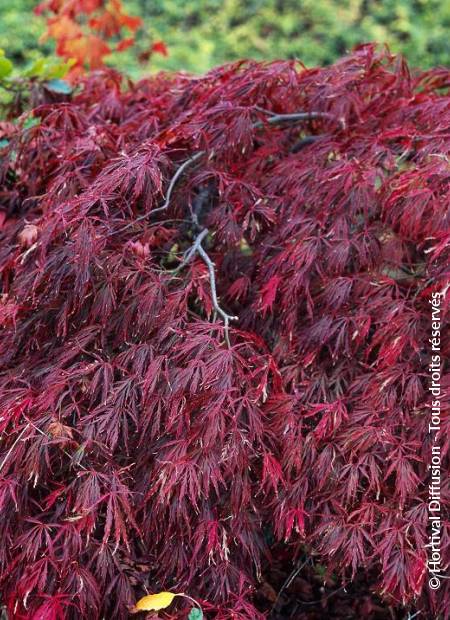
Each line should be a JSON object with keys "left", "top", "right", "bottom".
{"left": 173, "top": 228, "right": 237, "bottom": 346}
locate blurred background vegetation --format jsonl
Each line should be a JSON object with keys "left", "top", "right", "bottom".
{"left": 1, "top": 0, "right": 449, "bottom": 77}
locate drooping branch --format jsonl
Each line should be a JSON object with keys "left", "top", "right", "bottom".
{"left": 196, "top": 242, "right": 238, "bottom": 347}
{"left": 172, "top": 227, "right": 237, "bottom": 346}
{"left": 290, "top": 134, "right": 324, "bottom": 152}
{"left": 117, "top": 109, "right": 342, "bottom": 336}
{"left": 119, "top": 108, "right": 344, "bottom": 232}
{"left": 113, "top": 152, "right": 205, "bottom": 235}
{"left": 155, "top": 151, "right": 205, "bottom": 217}
{"left": 253, "top": 110, "right": 345, "bottom": 129}
{"left": 161, "top": 110, "right": 344, "bottom": 210}
{"left": 116, "top": 109, "right": 343, "bottom": 336}
{"left": 171, "top": 227, "right": 209, "bottom": 274}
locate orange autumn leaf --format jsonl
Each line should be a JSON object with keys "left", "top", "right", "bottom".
{"left": 61, "top": 34, "right": 111, "bottom": 69}
{"left": 118, "top": 12, "right": 143, "bottom": 31}
{"left": 151, "top": 40, "right": 168, "bottom": 57}
{"left": 41, "top": 15, "right": 82, "bottom": 42}
{"left": 139, "top": 40, "right": 169, "bottom": 63}
{"left": 89, "top": 8, "right": 141, "bottom": 37}
{"left": 77, "top": 0, "right": 104, "bottom": 12}
{"left": 36, "top": 0, "right": 142, "bottom": 73}
{"left": 116, "top": 37, "right": 135, "bottom": 52}
{"left": 108, "top": 0, "right": 142, "bottom": 30}
{"left": 36, "top": 0, "right": 102, "bottom": 16}
{"left": 90, "top": 12, "right": 123, "bottom": 37}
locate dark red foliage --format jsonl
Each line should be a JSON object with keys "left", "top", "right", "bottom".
{"left": 0, "top": 45, "right": 449, "bottom": 619}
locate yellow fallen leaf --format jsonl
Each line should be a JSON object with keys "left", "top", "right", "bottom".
{"left": 132, "top": 591, "right": 176, "bottom": 612}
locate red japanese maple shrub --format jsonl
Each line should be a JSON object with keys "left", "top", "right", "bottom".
{"left": 0, "top": 45, "right": 449, "bottom": 619}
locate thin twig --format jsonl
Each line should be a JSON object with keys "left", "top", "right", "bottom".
{"left": 112, "top": 153, "right": 205, "bottom": 235}
{"left": 0, "top": 424, "right": 30, "bottom": 473}
{"left": 191, "top": 185, "right": 211, "bottom": 230}
{"left": 157, "top": 111, "right": 342, "bottom": 216}
{"left": 173, "top": 228, "right": 237, "bottom": 346}
{"left": 171, "top": 227, "right": 209, "bottom": 274}
{"left": 110, "top": 217, "right": 191, "bottom": 236}
{"left": 20, "top": 242, "right": 38, "bottom": 264}
{"left": 298, "top": 584, "right": 347, "bottom": 606}
{"left": 253, "top": 105, "right": 277, "bottom": 116}
{"left": 155, "top": 151, "right": 204, "bottom": 216}
{"left": 111, "top": 211, "right": 152, "bottom": 234}
{"left": 270, "top": 558, "right": 309, "bottom": 615}
{"left": 197, "top": 243, "right": 237, "bottom": 347}
{"left": 114, "top": 110, "right": 341, "bottom": 337}
{"left": 290, "top": 135, "right": 324, "bottom": 153}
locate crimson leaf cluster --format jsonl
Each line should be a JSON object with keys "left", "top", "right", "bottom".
{"left": 0, "top": 45, "right": 449, "bottom": 619}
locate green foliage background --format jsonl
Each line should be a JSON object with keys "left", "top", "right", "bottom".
{"left": 1, "top": 0, "right": 449, "bottom": 76}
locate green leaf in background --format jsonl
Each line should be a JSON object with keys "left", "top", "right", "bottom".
{"left": 45, "top": 59, "right": 76, "bottom": 79}
{"left": 45, "top": 78, "right": 72, "bottom": 94}
{"left": 25, "top": 57, "right": 46, "bottom": 77}
{"left": 0, "top": 55, "right": 13, "bottom": 79}
{"left": 23, "top": 116, "right": 40, "bottom": 129}
{"left": 25, "top": 57, "right": 74, "bottom": 80}
{"left": 188, "top": 608, "right": 203, "bottom": 620}
{"left": 0, "top": 138, "right": 9, "bottom": 148}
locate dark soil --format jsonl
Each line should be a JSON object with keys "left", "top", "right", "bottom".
{"left": 255, "top": 546, "right": 417, "bottom": 619}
